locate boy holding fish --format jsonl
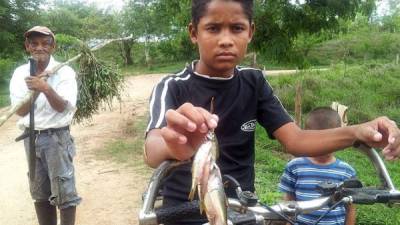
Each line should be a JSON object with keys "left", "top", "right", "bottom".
{"left": 145, "top": 0, "right": 400, "bottom": 224}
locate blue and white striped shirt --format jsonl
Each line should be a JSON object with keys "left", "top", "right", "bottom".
{"left": 279, "top": 157, "right": 356, "bottom": 225}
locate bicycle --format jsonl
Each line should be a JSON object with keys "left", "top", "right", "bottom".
{"left": 139, "top": 142, "right": 400, "bottom": 225}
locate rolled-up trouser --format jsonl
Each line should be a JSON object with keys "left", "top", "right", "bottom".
{"left": 24, "top": 129, "right": 81, "bottom": 209}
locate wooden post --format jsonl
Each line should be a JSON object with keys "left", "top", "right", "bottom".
{"left": 252, "top": 52, "right": 257, "bottom": 68}
{"left": 295, "top": 81, "right": 302, "bottom": 127}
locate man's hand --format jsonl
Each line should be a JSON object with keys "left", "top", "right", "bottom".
{"left": 25, "top": 71, "right": 50, "bottom": 92}
{"left": 354, "top": 116, "right": 400, "bottom": 160}
{"left": 161, "top": 103, "right": 218, "bottom": 161}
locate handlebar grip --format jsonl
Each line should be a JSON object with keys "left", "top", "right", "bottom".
{"left": 344, "top": 188, "right": 400, "bottom": 204}
{"left": 155, "top": 200, "right": 201, "bottom": 224}
{"left": 351, "top": 192, "right": 378, "bottom": 204}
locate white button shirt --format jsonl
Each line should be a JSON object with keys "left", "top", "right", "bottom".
{"left": 9, "top": 56, "right": 78, "bottom": 130}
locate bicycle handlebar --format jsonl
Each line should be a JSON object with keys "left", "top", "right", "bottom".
{"left": 152, "top": 197, "right": 334, "bottom": 225}
{"left": 353, "top": 141, "right": 396, "bottom": 191}
{"left": 342, "top": 188, "right": 400, "bottom": 204}
{"left": 139, "top": 143, "right": 400, "bottom": 225}
{"left": 155, "top": 200, "right": 201, "bottom": 225}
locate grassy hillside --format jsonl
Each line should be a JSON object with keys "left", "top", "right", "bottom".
{"left": 306, "top": 31, "right": 400, "bottom": 66}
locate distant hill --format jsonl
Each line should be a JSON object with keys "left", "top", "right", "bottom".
{"left": 307, "top": 31, "right": 400, "bottom": 65}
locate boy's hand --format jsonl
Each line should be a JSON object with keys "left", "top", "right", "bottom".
{"left": 355, "top": 116, "right": 400, "bottom": 160}
{"left": 161, "top": 103, "right": 218, "bottom": 161}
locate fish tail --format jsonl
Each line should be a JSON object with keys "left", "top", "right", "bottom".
{"left": 188, "top": 188, "right": 196, "bottom": 201}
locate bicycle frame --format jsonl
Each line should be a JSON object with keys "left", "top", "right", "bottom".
{"left": 140, "top": 160, "right": 189, "bottom": 225}
{"left": 354, "top": 141, "right": 397, "bottom": 192}
{"left": 139, "top": 143, "right": 400, "bottom": 225}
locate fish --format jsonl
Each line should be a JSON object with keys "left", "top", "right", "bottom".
{"left": 189, "top": 130, "right": 227, "bottom": 225}
{"left": 188, "top": 135, "right": 213, "bottom": 203}
{"left": 203, "top": 164, "right": 228, "bottom": 225}
{"left": 189, "top": 131, "right": 220, "bottom": 203}
{"left": 208, "top": 131, "right": 219, "bottom": 160}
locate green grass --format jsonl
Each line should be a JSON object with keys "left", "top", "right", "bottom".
{"left": 97, "top": 114, "right": 150, "bottom": 171}
{"left": 255, "top": 63, "right": 400, "bottom": 224}
{"left": 120, "top": 61, "right": 187, "bottom": 76}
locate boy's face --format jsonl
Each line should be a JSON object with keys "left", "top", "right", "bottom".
{"left": 25, "top": 35, "right": 55, "bottom": 64}
{"left": 189, "top": 1, "right": 254, "bottom": 77}
{"left": 311, "top": 154, "right": 335, "bottom": 164}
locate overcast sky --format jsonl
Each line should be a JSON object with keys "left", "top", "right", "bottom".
{"left": 83, "top": 0, "right": 125, "bottom": 11}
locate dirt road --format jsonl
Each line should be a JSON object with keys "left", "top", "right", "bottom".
{"left": 0, "top": 74, "right": 163, "bottom": 225}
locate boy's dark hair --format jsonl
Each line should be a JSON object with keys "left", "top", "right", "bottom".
{"left": 305, "top": 107, "right": 341, "bottom": 130}
{"left": 191, "top": 0, "right": 254, "bottom": 28}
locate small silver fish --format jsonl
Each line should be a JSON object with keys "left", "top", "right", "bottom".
{"left": 204, "top": 164, "right": 228, "bottom": 225}
{"left": 208, "top": 131, "right": 219, "bottom": 160}
{"left": 189, "top": 130, "right": 226, "bottom": 224}
{"left": 189, "top": 136, "right": 213, "bottom": 203}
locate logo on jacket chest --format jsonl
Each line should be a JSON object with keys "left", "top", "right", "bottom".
{"left": 241, "top": 119, "right": 256, "bottom": 132}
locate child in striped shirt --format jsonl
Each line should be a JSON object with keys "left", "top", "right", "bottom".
{"left": 279, "top": 107, "right": 356, "bottom": 225}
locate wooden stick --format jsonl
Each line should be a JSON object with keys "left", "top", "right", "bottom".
{"left": 295, "top": 81, "right": 302, "bottom": 127}
{"left": 0, "top": 35, "right": 133, "bottom": 127}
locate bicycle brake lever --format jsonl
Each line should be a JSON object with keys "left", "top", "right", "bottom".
{"left": 316, "top": 181, "right": 339, "bottom": 196}
{"left": 342, "top": 179, "right": 363, "bottom": 188}
{"left": 223, "top": 174, "right": 258, "bottom": 207}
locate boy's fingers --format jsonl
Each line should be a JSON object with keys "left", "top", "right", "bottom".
{"left": 361, "top": 126, "right": 382, "bottom": 142}
{"left": 168, "top": 103, "right": 219, "bottom": 135}
{"left": 161, "top": 127, "right": 196, "bottom": 161}
{"left": 384, "top": 121, "right": 399, "bottom": 143}
{"left": 376, "top": 117, "right": 400, "bottom": 160}
{"left": 176, "top": 103, "right": 207, "bottom": 128}
{"left": 165, "top": 109, "right": 197, "bottom": 132}
{"left": 196, "top": 107, "right": 219, "bottom": 130}
{"left": 378, "top": 117, "right": 400, "bottom": 146}
{"left": 161, "top": 126, "right": 187, "bottom": 145}
{"left": 382, "top": 146, "right": 400, "bottom": 161}
{"left": 383, "top": 136, "right": 400, "bottom": 161}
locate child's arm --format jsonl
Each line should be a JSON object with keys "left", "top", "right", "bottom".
{"left": 144, "top": 103, "right": 218, "bottom": 168}
{"left": 283, "top": 193, "right": 295, "bottom": 225}
{"left": 345, "top": 204, "right": 356, "bottom": 225}
{"left": 273, "top": 117, "right": 400, "bottom": 160}
{"left": 283, "top": 193, "right": 295, "bottom": 201}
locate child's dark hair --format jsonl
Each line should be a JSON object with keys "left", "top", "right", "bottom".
{"left": 191, "top": 0, "right": 254, "bottom": 28}
{"left": 305, "top": 107, "right": 341, "bottom": 130}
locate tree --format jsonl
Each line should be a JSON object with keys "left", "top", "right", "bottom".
{"left": 0, "top": 0, "right": 43, "bottom": 84}
{"left": 381, "top": 5, "right": 400, "bottom": 33}
{"left": 0, "top": 0, "right": 43, "bottom": 58}
{"left": 150, "top": 0, "right": 197, "bottom": 61}
{"left": 252, "top": 0, "right": 377, "bottom": 62}
{"left": 42, "top": 0, "right": 120, "bottom": 41}
{"left": 122, "top": 0, "right": 172, "bottom": 66}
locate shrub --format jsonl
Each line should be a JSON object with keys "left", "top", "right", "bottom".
{"left": 0, "top": 58, "right": 16, "bottom": 84}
